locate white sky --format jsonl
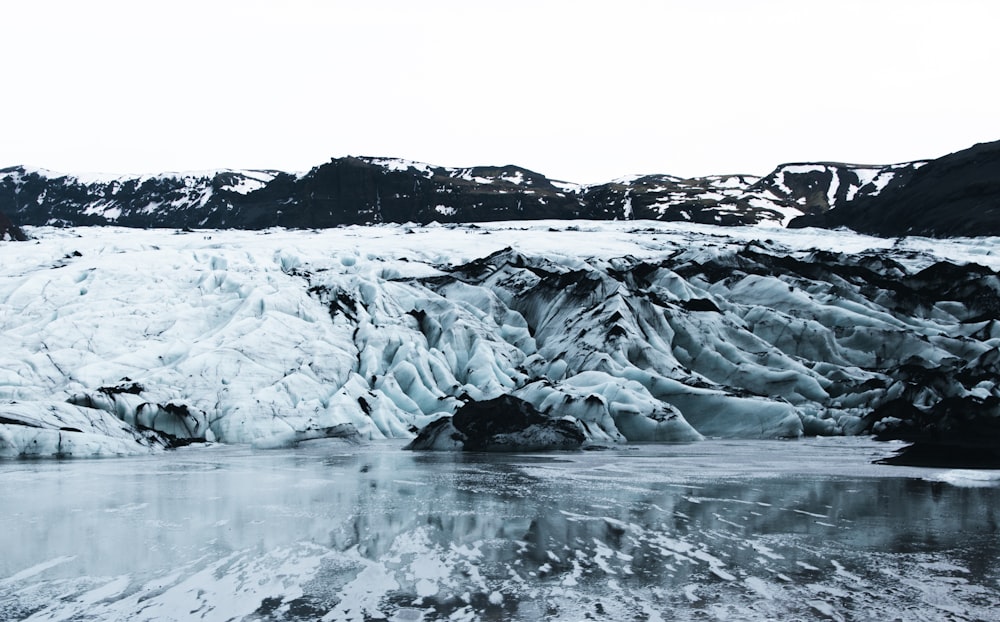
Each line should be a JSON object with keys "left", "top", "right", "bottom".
{"left": 2, "top": 0, "right": 998, "bottom": 184}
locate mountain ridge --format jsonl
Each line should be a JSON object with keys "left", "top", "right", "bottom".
{"left": 2, "top": 139, "right": 997, "bottom": 236}
{"left": 789, "top": 139, "right": 1000, "bottom": 236}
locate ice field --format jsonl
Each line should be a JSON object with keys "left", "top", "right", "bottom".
{"left": 2, "top": 438, "right": 998, "bottom": 621}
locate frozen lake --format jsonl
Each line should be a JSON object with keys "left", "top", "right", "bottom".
{"left": 2, "top": 438, "right": 999, "bottom": 621}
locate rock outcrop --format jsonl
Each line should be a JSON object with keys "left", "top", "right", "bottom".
{"left": 0, "top": 210, "right": 26, "bottom": 241}
{"left": 406, "top": 395, "right": 586, "bottom": 451}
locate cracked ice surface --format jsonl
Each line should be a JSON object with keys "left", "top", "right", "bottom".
{"left": 0, "top": 439, "right": 998, "bottom": 621}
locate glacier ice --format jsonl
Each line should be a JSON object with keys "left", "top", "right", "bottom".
{"left": 2, "top": 221, "right": 999, "bottom": 456}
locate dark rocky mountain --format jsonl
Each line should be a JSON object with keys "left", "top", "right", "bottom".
{"left": 790, "top": 140, "right": 1000, "bottom": 237}
{"left": 0, "top": 166, "right": 282, "bottom": 229}
{"left": 0, "top": 155, "right": 923, "bottom": 233}
{"left": 4, "top": 140, "right": 998, "bottom": 237}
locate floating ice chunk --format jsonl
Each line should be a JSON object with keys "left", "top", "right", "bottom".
{"left": 924, "top": 470, "right": 1000, "bottom": 488}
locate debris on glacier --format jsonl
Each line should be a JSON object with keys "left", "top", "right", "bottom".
{"left": 406, "top": 394, "right": 585, "bottom": 451}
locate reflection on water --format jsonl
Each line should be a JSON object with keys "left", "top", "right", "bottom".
{"left": 1, "top": 439, "right": 999, "bottom": 621}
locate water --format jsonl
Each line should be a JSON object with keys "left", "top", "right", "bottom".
{"left": 1, "top": 438, "right": 999, "bottom": 621}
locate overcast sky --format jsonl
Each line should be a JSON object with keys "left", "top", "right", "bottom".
{"left": 2, "top": 0, "right": 998, "bottom": 183}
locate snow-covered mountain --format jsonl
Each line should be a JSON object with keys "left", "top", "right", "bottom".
{"left": 790, "top": 139, "right": 1000, "bottom": 237}
{"left": 0, "top": 166, "right": 283, "bottom": 228}
{"left": 0, "top": 155, "right": 924, "bottom": 231}
{"left": 2, "top": 222, "right": 998, "bottom": 463}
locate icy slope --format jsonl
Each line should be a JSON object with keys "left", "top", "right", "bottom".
{"left": 2, "top": 222, "right": 999, "bottom": 456}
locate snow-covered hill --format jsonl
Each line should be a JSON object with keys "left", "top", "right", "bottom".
{"left": 790, "top": 139, "right": 1000, "bottom": 237}
{"left": 578, "top": 160, "right": 923, "bottom": 227}
{"left": 2, "top": 222, "right": 998, "bottom": 459}
{"left": 0, "top": 155, "right": 924, "bottom": 230}
{"left": 0, "top": 166, "right": 282, "bottom": 228}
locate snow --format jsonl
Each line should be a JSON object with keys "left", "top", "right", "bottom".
{"left": 622, "top": 191, "right": 633, "bottom": 219}
{"left": 500, "top": 170, "right": 525, "bottom": 185}
{"left": 779, "top": 164, "right": 828, "bottom": 176}
{"left": 705, "top": 174, "right": 759, "bottom": 189}
{"left": 362, "top": 157, "right": 436, "bottom": 179}
{"left": 825, "top": 169, "right": 840, "bottom": 206}
{"left": 845, "top": 166, "right": 883, "bottom": 201}
{"left": 869, "top": 170, "right": 896, "bottom": 194}
{"left": 6, "top": 166, "right": 276, "bottom": 188}
{"left": 221, "top": 170, "right": 280, "bottom": 195}
{"left": 746, "top": 197, "right": 801, "bottom": 226}
{"left": 4, "top": 166, "right": 132, "bottom": 185}
{"left": 550, "top": 180, "right": 582, "bottom": 193}
{"left": 608, "top": 173, "right": 646, "bottom": 185}
{"left": 2, "top": 221, "right": 999, "bottom": 456}
{"left": 3, "top": 167, "right": 285, "bottom": 225}
{"left": 473, "top": 176, "right": 495, "bottom": 185}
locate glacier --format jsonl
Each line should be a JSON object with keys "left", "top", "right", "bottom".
{"left": 2, "top": 221, "right": 999, "bottom": 458}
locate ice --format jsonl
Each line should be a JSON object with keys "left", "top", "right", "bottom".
{"left": 924, "top": 470, "right": 1000, "bottom": 488}
{"left": 3, "top": 222, "right": 1000, "bottom": 455}
{"left": 7, "top": 439, "right": 994, "bottom": 620}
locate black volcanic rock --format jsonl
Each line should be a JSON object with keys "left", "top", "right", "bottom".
{"left": 0, "top": 209, "right": 27, "bottom": 241}
{"left": 876, "top": 442, "right": 1000, "bottom": 468}
{"left": 870, "top": 393, "right": 1000, "bottom": 468}
{"left": 406, "top": 395, "right": 586, "bottom": 451}
{"left": 790, "top": 140, "right": 1000, "bottom": 237}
